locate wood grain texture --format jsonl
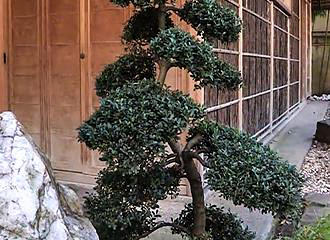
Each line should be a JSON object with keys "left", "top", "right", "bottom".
{"left": 0, "top": 0, "right": 8, "bottom": 112}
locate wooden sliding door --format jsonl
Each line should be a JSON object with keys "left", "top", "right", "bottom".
{"left": 47, "top": 0, "right": 83, "bottom": 173}
{"left": 8, "top": 0, "right": 128, "bottom": 184}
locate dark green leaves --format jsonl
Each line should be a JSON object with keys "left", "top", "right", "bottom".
{"left": 188, "top": 120, "right": 304, "bottom": 221}
{"left": 173, "top": 204, "right": 255, "bottom": 240}
{"left": 84, "top": 164, "right": 181, "bottom": 240}
{"left": 85, "top": 185, "right": 158, "bottom": 240}
{"left": 79, "top": 79, "right": 205, "bottom": 173}
{"left": 123, "top": 7, "right": 174, "bottom": 46}
{"left": 178, "top": 0, "right": 241, "bottom": 42}
{"left": 95, "top": 51, "right": 156, "bottom": 97}
{"left": 150, "top": 28, "right": 241, "bottom": 89}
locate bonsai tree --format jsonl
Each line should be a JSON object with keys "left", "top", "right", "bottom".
{"left": 78, "top": 0, "right": 304, "bottom": 239}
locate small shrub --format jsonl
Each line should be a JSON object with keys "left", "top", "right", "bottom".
{"left": 280, "top": 215, "right": 330, "bottom": 240}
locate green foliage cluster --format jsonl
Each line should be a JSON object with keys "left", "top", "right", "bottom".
{"left": 150, "top": 28, "right": 241, "bottom": 89}
{"left": 85, "top": 164, "right": 181, "bottom": 240}
{"left": 178, "top": 0, "right": 241, "bottom": 42}
{"left": 95, "top": 51, "right": 155, "bottom": 97}
{"left": 173, "top": 204, "right": 255, "bottom": 240}
{"left": 80, "top": 79, "right": 205, "bottom": 174}
{"left": 188, "top": 121, "right": 304, "bottom": 220}
{"left": 123, "top": 7, "right": 174, "bottom": 46}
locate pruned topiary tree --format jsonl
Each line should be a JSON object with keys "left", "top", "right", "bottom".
{"left": 78, "top": 0, "right": 304, "bottom": 239}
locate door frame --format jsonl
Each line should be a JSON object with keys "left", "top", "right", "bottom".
{"left": 0, "top": 0, "right": 8, "bottom": 112}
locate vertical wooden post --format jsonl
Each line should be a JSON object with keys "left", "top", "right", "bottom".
{"left": 0, "top": 0, "right": 8, "bottom": 112}
{"left": 305, "top": 1, "right": 308, "bottom": 97}
{"left": 298, "top": 0, "right": 302, "bottom": 102}
{"left": 238, "top": 0, "right": 243, "bottom": 131}
{"left": 306, "top": 1, "right": 309, "bottom": 98}
{"left": 270, "top": 2, "right": 274, "bottom": 132}
{"left": 40, "top": 0, "right": 50, "bottom": 154}
{"left": 309, "top": 1, "right": 312, "bottom": 95}
{"left": 80, "top": 0, "right": 88, "bottom": 167}
{"left": 287, "top": 17, "right": 290, "bottom": 111}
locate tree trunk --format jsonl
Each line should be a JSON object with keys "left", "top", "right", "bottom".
{"left": 182, "top": 151, "right": 206, "bottom": 237}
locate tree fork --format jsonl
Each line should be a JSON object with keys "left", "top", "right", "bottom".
{"left": 182, "top": 151, "right": 206, "bottom": 237}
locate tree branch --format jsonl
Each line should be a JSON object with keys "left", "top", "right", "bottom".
{"left": 158, "top": 3, "right": 167, "bottom": 30}
{"left": 157, "top": 60, "right": 171, "bottom": 85}
{"left": 166, "top": 153, "right": 177, "bottom": 159}
{"left": 165, "top": 5, "right": 180, "bottom": 12}
{"left": 184, "top": 151, "right": 209, "bottom": 168}
{"left": 164, "top": 157, "right": 180, "bottom": 166}
{"left": 168, "top": 139, "right": 182, "bottom": 154}
{"left": 135, "top": 222, "right": 190, "bottom": 240}
{"left": 184, "top": 134, "right": 203, "bottom": 151}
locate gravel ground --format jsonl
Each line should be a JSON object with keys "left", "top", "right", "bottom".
{"left": 300, "top": 140, "right": 330, "bottom": 194}
{"left": 300, "top": 104, "right": 330, "bottom": 195}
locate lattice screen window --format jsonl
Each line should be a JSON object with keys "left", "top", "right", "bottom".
{"left": 205, "top": 0, "right": 302, "bottom": 140}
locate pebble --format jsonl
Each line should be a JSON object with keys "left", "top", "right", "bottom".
{"left": 308, "top": 94, "right": 330, "bottom": 101}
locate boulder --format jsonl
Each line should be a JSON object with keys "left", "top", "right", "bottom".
{"left": 315, "top": 120, "right": 330, "bottom": 144}
{"left": 0, "top": 112, "right": 99, "bottom": 240}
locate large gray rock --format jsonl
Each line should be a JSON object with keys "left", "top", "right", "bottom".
{"left": 0, "top": 112, "right": 99, "bottom": 240}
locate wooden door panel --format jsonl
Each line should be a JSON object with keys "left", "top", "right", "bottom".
{"left": 12, "top": 18, "right": 37, "bottom": 44}
{"left": 49, "top": 14, "right": 79, "bottom": 44}
{"left": 12, "top": 0, "right": 37, "bottom": 17}
{"left": 49, "top": 0, "right": 78, "bottom": 14}
{"left": 91, "top": 43, "right": 123, "bottom": 74}
{"left": 49, "top": 106, "right": 81, "bottom": 134}
{"left": 11, "top": 104, "right": 41, "bottom": 134}
{"left": 91, "top": 0, "right": 118, "bottom": 10}
{"left": 51, "top": 135, "right": 82, "bottom": 172}
{"left": 50, "top": 45, "right": 80, "bottom": 76}
{"left": 11, "top": 76, "right": 40, "bottom": 104}
{"left": 48, "top": 0, "right": 82, "bottom": 172}
{"left": 91, "top": 10, "right": 125, "bottom": 42}
{"left": 50, "top": 77, "right": 81, "bottom": 106}
{"left": 12, "top": 46, "right": 38, "bottom": 75}
{"left": 9, "top": 0, "right": 41, "bottom": 139}
{"left": 86, "top": 0, "right": 129, "bottom": 175}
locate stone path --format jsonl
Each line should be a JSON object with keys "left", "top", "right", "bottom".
{"left": 301, "top": 193, "right": 330, "bottom": 225}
